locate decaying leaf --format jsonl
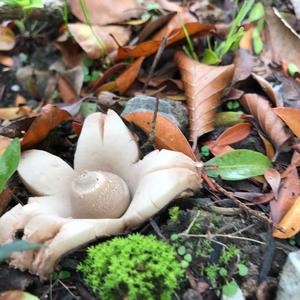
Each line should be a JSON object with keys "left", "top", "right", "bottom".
{"left": 116, "top": 23, "right": 214, "bottom": 61}
{"left": 273, "top": 107, "right": 300, "bottom": 139}
{"left": 240, "top": 94, "right": 293, "bottom": 151}
{"left": 123, "top": 111, "right": 196, "bottom": 160}
{"left": 0, "top": 26, "right": 15, "bottom": 51}
{"left": 0, "top": 107, "right": 31, "bottom": 121}
{"left": 21, "top": 105, "right": 71, "bottom": 149}
{"left": 273, "top": 196, "right": 300, "bottom": 239}
{"left": 116, "top": 57, "right": 145, "bottom": 95}
{"left": 232, "top": 49, "right": 255, "bottom": 84}
{"left": 270, "top": 165, "right": 300, "bottom": 224}
{"left": 175, "top": 51, "right": 234, "bottom": 147}
{"left": 69, "top": 0, "right": 142, "bottom": 26}
{"left": 265, "top": 7, "right": 300, "bottom": 68}
{"left": 68, "top": 23, "right": 131, "bottom": 59}
{"left": 264, "top": 168, "right": 281, "bottom": 199}
{"left": 0, "top": 55, "right": 14, "bottom": 67}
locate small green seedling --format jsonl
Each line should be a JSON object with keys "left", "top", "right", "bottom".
{"left": 202, "top": 0, "right": 255, "bottom": 65}
{"left": 288, "top": 63, "right": 300, "bottom": 77}
{"left": 200, "top": 146, "right": 210, "bottom": 159}
{"left": 226, "top": 100, "right": 240, "bottom": 111}
{"left": 3, "top": 0, "right": 43, "bottom": 10}
{"left": 168, "top": 206, "right": 181, "bottom": 223}
{"left": 222, "top": 280, "right": 239, "bottom": 297}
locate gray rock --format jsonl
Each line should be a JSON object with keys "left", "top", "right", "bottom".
{"left": 276, "top": 250, "right": 300, "bottom": 300}
{"left": 121, "top": 96, "right": 189, "bottom": 134}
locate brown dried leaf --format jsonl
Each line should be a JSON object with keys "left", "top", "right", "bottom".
{"left": 123, "top": 112, "right": 196, "bottom": 160}
{"left": 240, "top": 94, "right": 293, "bottom": 151}
{"left": 0, "top": 107, "right": 31, "bottom": 121}
{"left": 270, "top": 165, "right": 300, "bottom": 224}
{"left": 21, "top": 105, "right": 71, "bottom": 149}
{"left": 68, "top": 23, "right": 131, "bottom": 59}
{"left": 116, "top": 56, "right": 145, "bottom": 95}
{"left": 69, "top": 0, "right": 142, "bottom": 26}
{"left": 175, "top": 51, "right": 234, "bottom": 147}
{"left": 0, "top": 55, "right": 14, "bottom": 67}
{"left": 232, "top": 49, "right": 255, "bottom": 84}
{"left": 264, "top": 168, "right": 281, "bottom": 199}
{"left": 265, "top": 7, "right": 300, "bottom": 67}
{"left": 0, "top": 26, "right": 15, "bottom": 51}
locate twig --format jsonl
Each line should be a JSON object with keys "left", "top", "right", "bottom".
{"left": 141, "top": 97, "right": 160, "bottom": 150}
{"left": 142, "top": 36, "right": 168, "bottom": 93}
{"left": 58, "top": 280, "right": 80, "bottom": 300}
{"left": 213, "top": 180, "right": 282, "bottom": 231}
{"left": 149, "top": 218, "right": 168, "bottom": 242}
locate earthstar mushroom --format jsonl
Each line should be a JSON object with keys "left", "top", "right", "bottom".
{"left": 0, "top": 110, "right": 201, "bottom": 278}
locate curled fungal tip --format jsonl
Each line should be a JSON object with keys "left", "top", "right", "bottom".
{"left": 71, "top": 171, "right": 130, "bottom": 219}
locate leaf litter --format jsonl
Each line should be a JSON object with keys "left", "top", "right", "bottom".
{"left": 0, "top": 0, "right": 300, "bottom": 299}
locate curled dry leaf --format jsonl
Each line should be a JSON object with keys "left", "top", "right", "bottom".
{"left": 116, "top": 23, "right": 214, "bottom": 60}
{"left": 0, "top": 107, "right": 31, "bottom": 121}
{"left": 0, "top": 26, "right": 15, "bottom": 51}
{"left": 116, "top": 56, "right": 145, "bottom": 95}
{"left": 123, "top": 112, "right": 196, "bottom": 160}
{"left": 251, "top": 73, "right": 281, "bottom": 107}
{"left": 232, "top": 49, "right": 255, "bottom": 84}
{"left": 264, "top": 168, "right": 281, "bottom": 199}
{"left": 69, "top": 0, "right": 142, "bottom": 26}
{"left": 273, "top": 196, "right": 300, "bottom": 239}
{"left": 270, "top": 165, "right": 300, "bottom": 224}
{"left": 240, "top": 94, "right": 293, "bottom": 151}
{"left": 175, "top": 51, "right": 234, "bottom": 147}
{"left": 273, "top": 107, "right": 300, "bottom": 139}
{"left": 265, "top": 8, "right": 300, "bottom": 68}
{"left": 21, "top": 105, "right": 71, "bottom": 149}
{"left": 68, "top": 23, "right": 131, "bottom": 59}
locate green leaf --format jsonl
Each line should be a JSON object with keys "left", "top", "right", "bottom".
{"left": 80, "top": 102, "right": 97, "bottom": 117}
{"left": 181, "top": 260, "right": 189, "bottom": 268}
{"left": 184, "top": 254, "right": 192, "bottom": 262}
{"left": 0, "top": 138, "right": 20, "bottom": 193}
{"left": 205, "top": 149, "right": 272, "bottom": 180}
{"left": 253, "top": 35, "right": 264, "bottom": 55}
{"left": 248, "top": 2, "right": 265, "bottom": 22}
{"left": 215, "top": 112, "right": 244, "bottom": 127}
{"left": 237, "top": 263, "right": 249, "bottom": 276}
{"left": 0, "top": 240, "right": 43, "bottom": 262}
{"left": 24, "top": 292, "right": 39, "bottom": 300}
{"left": 177, "top": 246, "right": 186, "bottom": 256}
{"left": 219, "top": 267, "right": 228, "bottom": 277}
{"left": 222, "top": 280, "right": 239, "bottom": 297}
{"left": 3, "top": 0, "right": 43, "bottom": 9}
{"left": 288, "top": 63, "right": 300, "bottom": 77}
{"left": 202, "top": 49, "right": 220, "bottom": 65}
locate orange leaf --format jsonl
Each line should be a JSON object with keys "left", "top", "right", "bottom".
{"left": 273, "top": 107, "right": 300, "bottom": 139}
{"left": 21, "top": 105, "right": 71, "bottom": 149}
{"left": 215, "top": 123, "right": 252, "bottom": 146}
{"left": 116, "top": 56, "right": 145, "bottom": 95}
{"left": 270, "top": 165, "right": 300, "bottom": 224}
{"left": 175, "top": 51, "right": 234, "bottom": 148}
{"left": 257, "top": 129, "right": 275, "bottom": 160}
{"left": 116, "top": 23, "right": 214, "bottom": 60}
{"left": 123, "top": 111, "right": 196, "bottom": 160}
{"left": 203, "top": 140, "right": 233, "bottom": 156}
{"left": 58, "top": 76, "right": 77, "bottom": 104}
{"left": 273, "top": 196, "right": 300, "bottom": 239}
{"left": 0, "top": 55, "right": 14, "bottom": 67}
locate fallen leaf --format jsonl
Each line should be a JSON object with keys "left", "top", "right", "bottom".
{"left": 240, "top": 94, "right": 293, "bottom": 151}
{"left": 69, "top": 0, "right": 142, "bottom": 26}
{"left": 0, "top": 136, "right": 13, "bottom": 155}
{"left": 232, "top": 49, "right": 255, "bottom": 84}
{"left": 0, "top": 188, "right": 12, "bottom": 216}
{"left": 152, "top": 10, "right": 197, "bottom": 40}
{"left": 239, "top": 26, "right": 253, "bottom": 51}
{"left": 55, "top": 38, "right": 83, "bottom": 67}
{"left": 123, "top": 112, "right": 196, "bottom": 160}
{"left": 175, "top": 51, "right": 234, "bottom": 147}
{"left": 157, "top": 0, "right": 183, "bottom": 12}
{"left": 251, "top": 73, "right": 281, "bottom": 107}
{"left": 273, "top": 196, "right": 300, "bottom": 239}
{"left": 21, "top": 105, "right": 71, "bottom": 149}
{"left": 215, "top": 123, "right": 252, "bottom": 146}
{"left": 15, "top": 94, "right": 26, "bottom": 106}
{"left": 116, "top": 56, "right": 145, "bottom": 95}
{"left": 205, "top": 149, "right": 272, "bottom": 180}
{"left": 0, "top": 55, "right": 14, "bottom": 67}
{"left": 270, "top": 165, "right": 300, "bottom": 224}
{"left": 264, "top": 168, "right": 281, "bottom": 199}
{"left": 0, "top": 26, "right": 15, "bottom": 51}
{"left": 257, "top": 130, "right": 275, "bottom": 160}
{"left": 116, "top": 23, "right": 214, "bottom": 60}
{"left": 203, "top": 141, "right": 233, "bottom": 156}
{"left": 265, "top": 7, "right": 300, "bottom": 68}
{"left": 214, "top": 112, "right": 245, "bottom": 127}
{"left": 58, "top": 76, "right": 77, "bottom": 103}
{"left": 0, "top": 107, "right": 31, "bottom": 121}
{"left": 68, "top": 23, "right": 131, "bottom": 59}
{"left": 0, "top": 290, "right": 39, "bottom": 300}
{"left": 273, "top": 107, "right": 300, "bottom": 139}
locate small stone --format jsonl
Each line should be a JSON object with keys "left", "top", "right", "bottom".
{"left": 121, "top": 95, "right": 189, "bottom": 134}
{"left": 276, "top": 250, "right": 300, "bottom": 300}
